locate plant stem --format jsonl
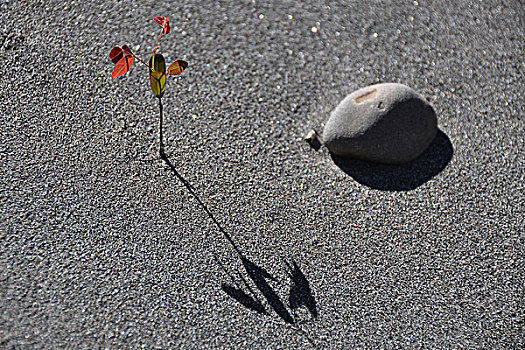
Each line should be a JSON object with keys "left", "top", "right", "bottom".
{"left": 156, "top": 25, "right": 164, "bottom": 47}
{"left": 130, "top": 52, "right": 150, "bottom": 69}
{"left": 158, "top": 97, "right": 164, "bottom": 157}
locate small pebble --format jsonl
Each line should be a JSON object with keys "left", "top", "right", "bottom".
{"left": 304, "top": 129, "right": 321, "bottom": 151}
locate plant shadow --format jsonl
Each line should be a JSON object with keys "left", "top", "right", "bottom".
{"left": 215, "top": 252, "right": 318, "bottom": 325}
{"left": 161, "top": 153, "right": 317, "bottom": 325}
{"left": 330, "top": 129, "right": 453, "bottom": 191}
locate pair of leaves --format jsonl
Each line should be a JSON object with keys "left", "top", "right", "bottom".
{"left": 149, "top": 53, "right": 188, "bottom": 98}
{"left": 109, "top": 45, "right": 134, "bottom": 79}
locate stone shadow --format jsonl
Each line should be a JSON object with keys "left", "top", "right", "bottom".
{"left": 331, "top": 129, "right": 453, "bottom": 191}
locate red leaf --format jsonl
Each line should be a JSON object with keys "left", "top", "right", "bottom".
{"left": 122, "top": 44, "right": 133, "bottom": 56}
{"left": 153, "top": 16, "right": 170, "bottom": 35}
{"left": 167, "top": 60, "right": 188, "bottom": 76}
{"left": 109, "top": 46, "right": 123, "bottom": 63}
{"left": 112, "top": 56, "right": 134, "bottom": 79}
{"left": 153, "top": 16, "right": 165, "bottom": 27}
{"left": 163, "top": 17, "right": 170, "bottom": 35}
{"left": 110, "top": 45, "right": 133, "bottom": 64}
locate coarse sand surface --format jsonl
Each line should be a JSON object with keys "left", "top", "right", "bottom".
{"left": 1, "top": 1, "right": 523, "bottom": 348}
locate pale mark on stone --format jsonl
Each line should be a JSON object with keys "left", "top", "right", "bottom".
{"left": 355, "top": 89, "right": 377, "bottom": 103}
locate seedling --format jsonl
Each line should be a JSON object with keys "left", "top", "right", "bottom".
{"left": 109, "top": 16, "right": 188, "bottom": 158}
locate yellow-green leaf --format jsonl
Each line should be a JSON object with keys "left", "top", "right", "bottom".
{"left": 149, "top": 53, "right": 166, "bottom": 98}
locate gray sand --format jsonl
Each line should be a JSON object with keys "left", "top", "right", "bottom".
{"left": 1, "top": 1, "right": 523, "bottom": 348}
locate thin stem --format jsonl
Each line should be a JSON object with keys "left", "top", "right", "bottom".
{"left": 130, "top": 52, "right": 150, "bottom": 69}
{"left": 158, "top": 97, "right": 164, "bottom": 157}
{"left": 156, "top": 25, "right": 164, "bottom": 47}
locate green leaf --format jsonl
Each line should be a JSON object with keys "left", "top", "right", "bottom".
{"left": 149, "top": 53, "right": 166, "bottom": 98}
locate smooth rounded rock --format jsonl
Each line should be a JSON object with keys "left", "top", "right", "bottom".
{"left": 323, "top": 83, "right": 437, "bottom": 164}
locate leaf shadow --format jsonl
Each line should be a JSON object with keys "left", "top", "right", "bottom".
{"left": 330, "top": 129, "right": 454, "bottom": 191}
{"left": 220, "top": 283, "right": 267, "bottom": 314}
{"left": 214, "top": 253, "right": 268, "bottom": 315}
{"left": 285, "top": 260, "right": 318, "bottom": 320}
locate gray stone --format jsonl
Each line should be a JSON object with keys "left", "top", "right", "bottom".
{"left": 323, "top": 83, "right": 437, "bottom": 164}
